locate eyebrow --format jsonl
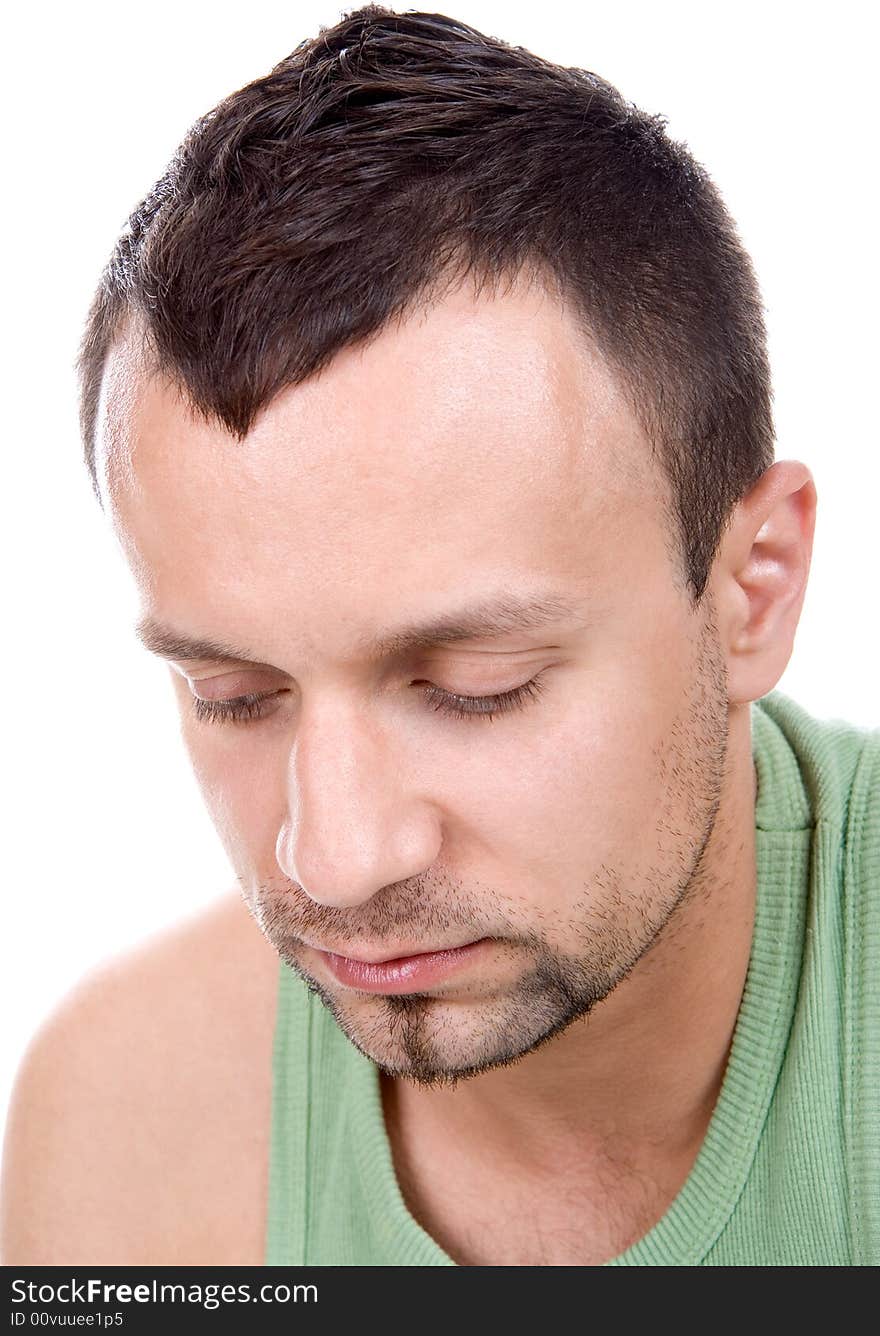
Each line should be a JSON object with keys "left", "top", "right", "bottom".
{"left": 134, "top": 590, "right": 581, "bottom": 667}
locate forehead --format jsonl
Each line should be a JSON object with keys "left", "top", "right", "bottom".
{"left": 95, "top": 277, "right": 663, "bottom": 661}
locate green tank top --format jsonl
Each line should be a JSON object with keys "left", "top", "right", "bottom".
{"left": 265, "top": 689, "right": 879, "bottom": 1265}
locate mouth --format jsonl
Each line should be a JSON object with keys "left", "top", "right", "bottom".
{"left": 309, "top": 937, "right": 493, "bottom": 995}
{"left": 303, "top": 938, "right": 483, "bottom": 966}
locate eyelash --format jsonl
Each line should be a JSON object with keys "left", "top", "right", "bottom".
{"left": 189, "top": 673, "right": 549, "bottom": 727}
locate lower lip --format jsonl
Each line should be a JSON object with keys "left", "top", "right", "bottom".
{"left": 320, "top": 938, "right": 491, "bottom": 994}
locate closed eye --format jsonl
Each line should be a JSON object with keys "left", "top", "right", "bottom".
{"left": 188, "top": 671, "right": 549, "bottom": 726}
{"left": 419, "top": 673, "right": 548, "bottom": 721}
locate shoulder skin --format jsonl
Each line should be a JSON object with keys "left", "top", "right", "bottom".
{"left": 0, "top": 891, "right": 279, "bottom": 1265}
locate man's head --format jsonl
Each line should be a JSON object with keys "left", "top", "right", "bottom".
{"left": 81, "top": 8, "right": 807, "bottom": 1090}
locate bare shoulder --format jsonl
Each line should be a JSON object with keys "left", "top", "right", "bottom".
{"left": 0, "top": 891, "right": 281, "bottom": 1265}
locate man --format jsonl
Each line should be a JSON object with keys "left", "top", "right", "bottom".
{"left": 1, "top": 5, "right": 877, "bottom": 1267}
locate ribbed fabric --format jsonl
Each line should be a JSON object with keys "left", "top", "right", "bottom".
{"left": 265, "top": 689, "right": 879, "bottom": 1265}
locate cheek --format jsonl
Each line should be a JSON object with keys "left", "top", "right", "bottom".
{"left": 465, "top": 658, "right": 691, "bottom": 880}
{"left": 177, "top": 715, "right": 288, "bottom": 876}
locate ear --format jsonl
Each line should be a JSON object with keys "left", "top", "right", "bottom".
{"left": 712, "top": 460, "right": 818, "bottom": 705}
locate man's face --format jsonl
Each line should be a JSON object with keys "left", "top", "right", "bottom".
{"left": 97, "top": 273, "right": 730, "bottom": 1088}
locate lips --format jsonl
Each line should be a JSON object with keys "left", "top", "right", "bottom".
{"left": 306, "top": 939, "right": 478, "bottom": 966}
{"left": 318, "top": 938, "right": 493, "bottom": 994}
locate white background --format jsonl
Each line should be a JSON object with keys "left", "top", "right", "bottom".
{"left": 1, "top": 0, "right": 877, "bottom": 1146}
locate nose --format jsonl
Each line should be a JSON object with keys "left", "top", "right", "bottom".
{"left": 275, "top": 691, "right": 441, "bottom": 909}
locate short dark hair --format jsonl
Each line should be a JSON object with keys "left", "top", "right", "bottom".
{"left": 77, "top": 4, "right": 774, "bottom": 604}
